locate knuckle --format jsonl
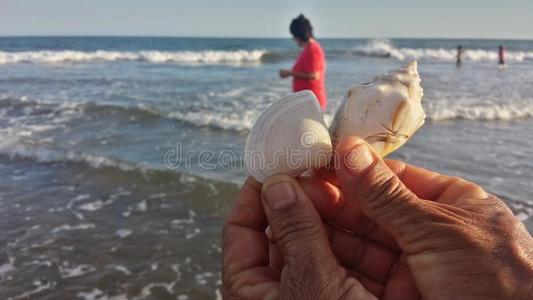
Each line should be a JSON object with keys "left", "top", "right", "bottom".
{"left": 467, "top": 194, "right": 513, "bottom": 221}
{"left": 484, "top": 195, "right": 511, "bottom": 213}
{"left": 456, "top": 178, "right": 488, "bottom": 197}
{"left": 275, "top": 215, "right": 320, "bottom": 249}
{"left": 449, "top": 176, "right": 467, "bottom": 186}
{"left": 364, "top": 170, "right": 411, "bottom": 212}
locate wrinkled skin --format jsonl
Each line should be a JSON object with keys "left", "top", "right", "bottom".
{"left": 223, "top": 137, "right": 533, "bottom": 299}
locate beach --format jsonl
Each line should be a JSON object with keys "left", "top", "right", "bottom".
{"left": 1, "top": 37, "right": 533, "bottom": 299}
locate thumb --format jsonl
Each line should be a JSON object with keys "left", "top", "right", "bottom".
{"left": 261, "top": 175, "right": 339, "bottom": 291}
{"left": 335, "top": 137, "right": 433, "bottom": 250}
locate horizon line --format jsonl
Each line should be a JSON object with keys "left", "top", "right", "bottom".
{"left": 0, "top": 34, "right": 531, "bottom": 41}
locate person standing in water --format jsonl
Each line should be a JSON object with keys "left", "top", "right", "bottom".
{"left": 456, "top": 45, "right": 464, "bottom": 66}
{"left": 498, "top": 45, "right": 506, "bottom": 65}
{"left": 279, "top": 14, "right": 327, "bottom": 110}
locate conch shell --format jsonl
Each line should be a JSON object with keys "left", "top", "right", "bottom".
{"left": 330, "top": 61, "right": 425, "bottom": 156}
{"left": 244, "top": 90, "right": 332, "bottom": 183}
{"left": 245, "top": 61, "right": 425, "bottom": 183}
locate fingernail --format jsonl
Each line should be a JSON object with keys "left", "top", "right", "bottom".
{"left": 345, "top": 144, "right": 374, "bottom": 174}
{"left": 265, "top": 182, "right": 296, "bottom": 210}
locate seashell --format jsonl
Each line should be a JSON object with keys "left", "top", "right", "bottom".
{"left": 244, "top": 61, "right": 425, "bottom": 183}
{"left": 244, "top": 90, "right": 333, "bottom": 183}
{"left": 329, "top": 61, "right": 425, "bottom": 156}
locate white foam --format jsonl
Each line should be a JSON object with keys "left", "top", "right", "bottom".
{"left": 0, "top": 256, "right": 15, "bottom": 279}
{"left": 136, "top": 200, "right": 147, "bottom": 212}
{"left": 108, "top": 294, "right": 128, "bottom": 300}
{"left": 76, "top": 289, "right": 104, "bottom": 300}
{"left": 185, "top": 228, "right": 201, "bottom": 239}
{"left": 2, "top": 93, "right": 258, "bottom": 132}
{"left": 354, "top": 39, "right": 533, "bottom": 62}
{"left": 66, "top": 194, "right": 91, "bottom": 210}
{"left": 179, "top": 174, "right": 198, "bottom": 184}
{"left": 0, "top": 133, "right": 144, "bottom": 172}
{"left": 195, "top": 274, "right": 208, "bottom": 285}
{"left": 122, "top": 208, "right": 132, "bottom": 218}
{"left": 76, "top": 289, "right": 127, "bottom": 300}
{"left": 206, "top": 88, "right": 247, "bottom": 98}
{"left": 52, "top": 223, "right": 95, "bottom": 234}
{"left": 79, "top": 199, "right": 114, "bottom": 212}
{"left": 24, "top": 124, "right": 59, "bottom": 133}
{"left": 194, "top": 271, "right": 214, "bottom": 286}
{"left": 172, "top": 210, "right": 196, "bottom": 225}
{"left": 138, "top": 282, "right": 176, "bottom": 298}
{"left": 11, "top": 280, "right": 56, "bottom": 299}
{"left": 29, "top": 238, "right": 55, "bottom": 249}
{"left": 110, "top": 265, "right": 131, "bottom": 275}
{"left": 59, "top": 263, "right": 96, "bottom": 278}
{"left": 110, "top": 190, "right": 131, "bottom": 199}
{"left": 79, "top": 200, "right": 105, "bottom": 211}
{"left": 0, "top": 49, "right": 268, "bottom": 65}
{"left": 149, "top": 193, "right": 166, "bottom": 199}
{"left": 170, "top": 264, "right": 182, "bottom": 282}
{"left": 167, "top": 109, "right": 256, "bottom": 131}
{"left": 517, "top": 211, "right": 529, "bottom": 221}
{"left": 426, "top": 102, "right": 533, "bottom": 121}
{"left": 74, "top": 212, "right": 85, "bottom": 220}
{"left": 22, "top": 255, "right": 54, "bottom": 268}
{"left": 116, "top": 229, "right": 132, "bottom": 238}
{"left": 74, "top": 194, "right": 91, "bottom": 201}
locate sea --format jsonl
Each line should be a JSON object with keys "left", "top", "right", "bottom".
{"left": 1, "top": 37, "right": 532, "bottom": 299}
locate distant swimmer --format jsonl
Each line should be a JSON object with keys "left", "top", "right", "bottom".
{"left": 456, "top": 45, "right": 464, "bottom": 66}
{"left": 498, "top": 45, "right": 506, "bottom": 66}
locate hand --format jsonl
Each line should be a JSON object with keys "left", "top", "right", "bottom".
{"left": 279, "top": 69, "right": 292, "bottom": 79}
{"left": 223, "top": 137, "right": 533, "bottom": 299}
{"left": 331, "top": 137, "right": 533, "bottom": 299}
{"left": 223, "top": 176, "right": 380, "bottom": 299}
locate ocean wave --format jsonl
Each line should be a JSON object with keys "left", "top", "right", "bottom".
{"left": 353, "top": 39, "right": 533, "bottom": 62}
{"left": 63, "top": 98, "right": 533, "bottom": 125}
{"left": 426, "top": 102, "right": 533, "bottom": 121}
{"left": 4, "top": 41, "right": 531, "bottom": 65}
{"left": 0, "top": 133, "right": 208, "bottom": 184}
{"left": 0, "top": 135, "right": 240, "bottom": 195}
{"left": 0, "top": 95, "right": 258, "bottom": 132}
{"left": 0, "top": 49, "right": 269, "bottom": 65}
{"left": 0, "top": 135, "right": 143, "bottom": 172}
{"left": 167, "top": 110, "right": 256, "bottom": 131}
{"left": 3, "top": 94, "right": 533, "bottom": 143}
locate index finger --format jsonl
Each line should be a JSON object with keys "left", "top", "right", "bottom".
{"left": 385, "top": 159, "right": 455, "bottom": 201}
{"left": 316, "top": 157, "right": 466, "bottom": 202}
{"left": 385, "top": 159, "right": 489, "bottom": 202}
{"left": 225, "top": 176, "right": 266, "bottom": 230}
{"left": 222, "top": 177, "right": 274, "bottom": 292}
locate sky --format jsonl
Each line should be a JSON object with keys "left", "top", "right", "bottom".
{"left": 1, "top": 0, "right": 532, "bottom": 39}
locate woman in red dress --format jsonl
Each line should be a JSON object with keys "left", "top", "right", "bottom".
{"left": 279, "top": 14, "right": 327, "bottom": 111}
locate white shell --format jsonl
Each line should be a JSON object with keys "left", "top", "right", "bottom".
{"left": 244, "top": 90, "right": 333, "bottom": 183}
{"left": 330, "top": 61, "right": 425, "bottom": 156}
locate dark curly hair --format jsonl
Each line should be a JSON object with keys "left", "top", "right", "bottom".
{"left": 290, "top": 14, "right": 314, "bottom": 42}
